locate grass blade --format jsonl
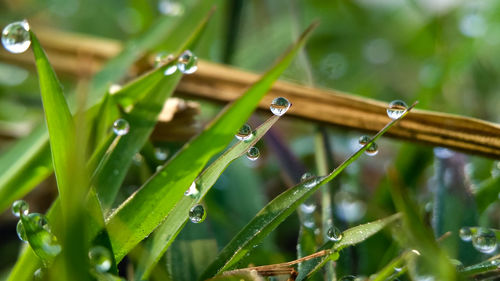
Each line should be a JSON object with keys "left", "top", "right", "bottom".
{"left": 105, "top": 22, "right": 318, "bottom": 262}
{"left": 200, "top": 103, "right": 417, "bottom": 279}
{"left": 134, "top": 115, "right": 280, "bottom": 280}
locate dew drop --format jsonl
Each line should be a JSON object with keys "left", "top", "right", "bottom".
{"left": 386, "top": 100, "right": 408, "bottom": 120}
{"left": 158, "top": 0, "right": 184, "bottom": 16}
{"left": 300, "top": 172, "right": 314, "bottom": 182}
{"left": 299, "top": 203, "right": 316, "bottom": 214}
{"left": 358, "top": 135, "right": 378, "bottom": 156}
{"left": 1, "top": 20, "right": 31, "bottom": 54}
{"left": 154, "top": 52, "right": 174, "bottom": 68}
{"left": 177, "top": 50, "right": 198, "bottom": 74}
{"left": 154, "top": 147, "right": 169, "bottom": 161}
{"left": 459, "top": 227, "right": 473, "bottom": 242}
{"left": 189, "top": 204, "right": 206, "bottom": 223}
{"left": 184, "top": 181, "right": 199, "bottom": 197}
{"left": 112, "top": 119, "right": 130, "bottom": 136}
{"left": 33, "top": 268, "right": 45, "bottom": 280}
{"left": 236, "top": 124, "right": 252, "bottom": 141}
{"left": 246, "top": 147, "right": 260, "bottom": 161}
{"left": 89, "top": 246, "right": 112, "bottom": 273}
{"left": 108, "top": 84, "right": 122, "bottom": 94}
{"left": 12, "top": 200, "right": 29, "bottom": 217}
{"left": 16, "top": 220, "right": 27, "bottom": 242}
{"left": 164, "top": 64, "right": 177, "bottom": 76}
{"left": 327, "top": 226, "right": 343, "bottom": 242}
{"left": 28, "top": 213, "right": 49, "bottom": 230}
{"left": 302, "top": 219, "right": 315, "bottom": 229}
{"left": 270, "top": 97, "right": 291, "bottom": 116}
{"left": 472, "top": 228, "right": 497, "bottom": 254}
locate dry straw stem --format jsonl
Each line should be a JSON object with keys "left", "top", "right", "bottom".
{"left": 1, "top": 27, "right": 500, "bottom": 158}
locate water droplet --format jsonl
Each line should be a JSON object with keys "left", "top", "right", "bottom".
{"left": 472, "top": 228, "right": 497, "bottom": 254}
{"left": 358, "top": 135, "right": 378, "bottom": 156}
{"left": 108, "top": 84, "right": 122, "bottom": 94}
{"left": 184, "top": 181, "right": 199, "bottom": 197}
{"left": 155, "top": 165, "right": 163, "bottom": 172}
{"left": 33, "top": 268, "right": 45, "bottom": 280}
{"left": 246, "top": 147, "right": 260, "bottom": 161}
{"left": 327, "top": 226, "right": 343, "bottom": 242}
{"left": 299, "top": 203, "right": 316, "bottom": 214}
{"left": 300, "top": 172, "right": 314, "bottom": 182}
{"left": 16, "top": 220, "right": 27, "bottom": 242}
{"left": 302, "top": 219, "right": 315, "bottom": 229}
{"left": 394, "top": 266, "right": 403, "bottom": 272}
{"left": 270, "top": 97, "right": 291, "bottom": 116}
{"left": 158, "top": 0, "right": 184, "bottom": 16}
{"left": 490, "top": 259, "right": 500, "bottom": 266}
{"left": 235, "top": 124, "right": 253, "bottom": 141}
{"left": 154, "top": 147, "right": 169, "bottom": 161}
{"left": 1, "top": 20, "right": 31, "bottom": 54}
{"left": 459, "top": 227, "right": 473, "bottom": 241}
{"left": 12, "top": 200, "right": 29, "bottom": 217}
{"left": 89, "top": 246, "right": 112, "bottom": 273}
{"left": 154, "top": 52, "right": 174, "bottom": 68}
{"left": 28, "top": 213, "right": 49, "bottom": 230}
{"left": 177, "top": 50, "right": 198, "bottom": 74}
{"left": 164, "top": 64, "right": 177, "bottom": 76}
{"left": 112, "top": 119, "right": 130, "bottom": 136}
{"left": 189, "top": 204, "right": 206, "bottom": 223}
{"left": 386, "top": 100, "right": 408, "bottom": 120}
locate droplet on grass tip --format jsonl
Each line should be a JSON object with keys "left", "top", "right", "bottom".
{"left": 16, "top": 221, "right": 27, "bottom": 242}
{"left": 246, "top": 147, "right": 260, "bottom": 161}
{"left": 386, "top": 100, "right": 408, "bottom": 120}
{"left": 2, "top": 20, "right": 31, "bottom": 54}
{"left": 184, "top": 181, "right": 199, "bottom": 197}
{"left": 177, "top": 50, "right": 198, "bottom": 74}
{"left": 89, "top": 246, "right": 112, "bottom": 273}
{"left": 472, "top": 228, "right": 497, "bottom": 254}
{"left": 235, "top": 124, "right": 252, "bottom": 141}
{"left": 270, "top": 97, "right": 291, "bottom": 116}
{"left": 12, "top": 200, "right": 29, "bottom": 217}
{"left": 327, "top": 226, "right": 343, "bottom": 242}
{"left": 189, "top": 204, "right": 206, "bottom": 223}
{"left": 112, "top": 118, "right": 130, "bottom": 136}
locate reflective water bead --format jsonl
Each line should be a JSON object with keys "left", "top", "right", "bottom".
{"left": 164, "top": 64, "right": 177, "bottom": 76}
{"left": 28, "top": 213, "right": 49, "bottom": 230}
{"left": 89, "top": 246, "right": 112, "bottom": 273}
{"left": 358, "top": 136, "right": 378, "bottom": 156}
{"left": 246, "top": 147, "right": 260, "bottom": 161}
{"left": 189, "top": 204, "right": 206, "bottom": 223}
{"left": 236, "top": 124, "right": 252, "bottom": 141}
{"left": 472, "top": 228, "right": 497, "bottom": 254}
{"left": 158, "top": 0, "right": 184, "bottom": 16}
{"left": 112, "top": 119, "right": 130, "bottom": 136}
{"left": 386, "top": 100, "right": 408, "bottom": 120}
{"left": 327, "top": 226, "right": 343, "bottom": 242}
{"left": 270, "top": 97, "right": 291, "bottom": 116}
{"left": 184, "top": 181, "right": 199, "bottom": 197}
{"left": 12, "top": 199, "right": 29, "bottom": 217}
{"left": 2, "top": 20, "right": 31, "bottom": 54}
{"left": 154, "top": 52, "right": 174, "bottom": 68}
{"left": 299, "top": 203, "right": 316, "bottom": 214}
{"left": 301, "top": 172, "right": 314, "bottom": 182}
{"left": 154, "top": 147, "right": 169, "bottom": 161}
{"left": 16, "top": 220, "right": 27, "bottom": 242}
{"left": 459, "top": 227, "right": 473, "bottom": 242}
{"left": 177, "top": 50, "right": 198, "bottom": 74}
{"left": 108, "top": 84, "right": 122, "bottom": 94}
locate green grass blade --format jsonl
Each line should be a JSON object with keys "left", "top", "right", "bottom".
{"left": 459, "top": 259, "right": 500, "bottom": 277}
{"left": 297, "top": 214, "right": 401, "bottom": 281}
{"left": 207, "top": 271, "right": 264, "bottom": 281}
{"left": 105, "top": 22, "right": 318, "bottom": 262}
{"left": 93, "top": 5, "right": 215, "bottom": 209}
{"left": 200, "top": 103, "right": 417, "bottom": 279}
{"left": 0, "top": 125, "right": 51, "bottom": 213}
{"left": 370, "top": 250, "right": 414, "bottom": 281}
{"left": 135, "top": 115, "right": 280, "bottom": 280}
{"left": 475, "top": 176, "right": 500, "bottom": 213}
{"left": 30, "top": 31, "right": 76, "bottom": 217}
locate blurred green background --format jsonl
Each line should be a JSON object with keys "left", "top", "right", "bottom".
{"left": 1, "top": 0, "right": 500, "bottom": 280}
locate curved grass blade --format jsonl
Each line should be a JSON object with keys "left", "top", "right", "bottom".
{"left": 200, "top": 103, "right": 417, "bottom": 280}
{"left": 297, "top": 214, "right": 402, "bottom": 281}
{"left": 134, "top": 115, "right": 280, "bottom": 280}
{"left": 459, "top": 258, "right": 500, "bottom": 277}
{"left": 93, "top": 5, "right": 215, "bottom": 210}
{"left": 105, "top": 22, "right": 318, "bottom": 262}
{"left": 0, "top": 125, "right": 52, "bottom": 213}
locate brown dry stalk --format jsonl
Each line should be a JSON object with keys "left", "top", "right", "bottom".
{"left": 1, "top": 27, "right": 500, "bottom": 157}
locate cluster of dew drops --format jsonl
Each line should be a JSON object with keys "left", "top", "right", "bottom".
{"left": 11, "top": 200, "right": 114, "bottom": 279}
{"left": 459, "top": 226, "right": 499, "bottom": 254}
